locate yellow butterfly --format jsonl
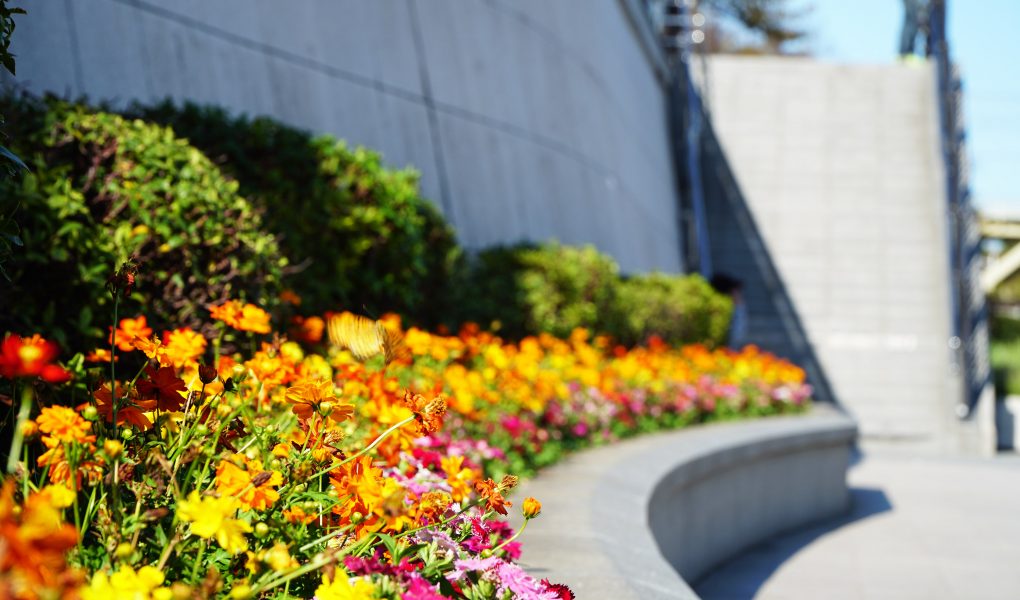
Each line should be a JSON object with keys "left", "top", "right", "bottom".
{"left": 326, "top": 312, "right": 408, "bottom": 364}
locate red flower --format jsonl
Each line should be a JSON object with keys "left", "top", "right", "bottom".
{"left": 0, "top": 334, "right": 71, "bottom": 383}
{"left": 136, "top": 366, "right": 187, "bottom": 412}
{"left": 541, "top": 580, "right": 576, "bottom": 600}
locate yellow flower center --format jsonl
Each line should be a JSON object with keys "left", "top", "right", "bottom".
{"left": 18, "top": 344, "right": 43, "bottom": 363}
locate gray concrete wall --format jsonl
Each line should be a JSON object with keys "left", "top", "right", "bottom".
{"left": 511, "top": 408, "right": 857, "bottom": 598}
{"left": 697, "top": 56, "right": 991, "bottom": 453}
{"left": 6, "top": 0, "right": 682, "bottom": 273}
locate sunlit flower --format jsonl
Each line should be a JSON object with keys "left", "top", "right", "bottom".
{"left": 178, "top": 491, "right": 252, "bottom": 555}
{"left": 131, "top": 334, "right": 172, "bottom": 366}
{"left": 110, "top": 316, "right": 153, "bottom": 352}
{"left": 162, "top": 328, "right": 207, "bottom": 368}
{"left": 209, "top": 300, "right": 272, "bottom": 334}
{"left": 82, "top": 565, "right": 171, "bottom": 600}
{"left": 522, "top": 497, "right": 542, "bottom": 519}
{"left": 285, "top": 378, "right": 353, "bottom": 422}
{"left": 36, "top": 406, "right": 94, "bottom": 447}
{"left": 314, "top": 570, "right": 376, "bottom": 600}
{"left": 215, "top": 454, "right": 284, "bottom": 512}
{"left": 474, "top": 478, "right": 511, "bottom": 516}
{"left": 415, "top": 491, "right": 451, "bottom": 523}
{"left": 402, "top": 391, "right": 446, "bottom": 435}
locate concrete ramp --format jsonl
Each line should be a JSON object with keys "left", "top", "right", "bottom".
{"left": 697, "top": 56, "right": 991, "bottom": 453}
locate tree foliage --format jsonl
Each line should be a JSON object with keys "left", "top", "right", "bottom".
{"left": 699, "top": 0, "right": 810, "bottom": 54}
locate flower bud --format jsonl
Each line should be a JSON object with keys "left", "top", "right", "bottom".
{"left": 254, "top": 522, "right": 270, "bottom": 538}
{"left": 19, "top": 420, "right": 39, "bottom": 439}
{"left": 198, "top": 364, "right": 217, "bottom": 385}
{"left": 81, "top": 406, "right": 99, "bottom": 421}
{"left": 114, "top": 542, "right": 133, "bottom": 559}
{"left": 522, "top": 496, "right": 542, "bottom": 519}
{"left": 120, "top": 428, "right": 134, "bottom": 441}
{"left": 103, "top": 439, "right": 124, "bottom": 460}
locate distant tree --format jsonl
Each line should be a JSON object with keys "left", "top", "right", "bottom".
{"left": 698, "top": 0, "right": 810, "bottom": 55}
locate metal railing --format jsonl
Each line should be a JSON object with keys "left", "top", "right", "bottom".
{"left": 929, "top": 0, "right": 991, "bottom": 416}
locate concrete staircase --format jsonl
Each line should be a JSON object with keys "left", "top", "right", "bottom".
{"left": 696, "top": 55, "right": 993, "bottom": 454}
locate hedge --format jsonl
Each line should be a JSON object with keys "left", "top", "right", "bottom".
{"left": 0, "top": 94, "right": 285, "bottom": 349}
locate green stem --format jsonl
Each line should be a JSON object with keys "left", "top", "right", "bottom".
{"left": 6, "top": 386, "right": 32, "bottom": 474}
{"left": 492, "top": 518, "right": 529, "bottom": 553}
{"left": 251, "top": 551, "right": 335, "bottom": 595}
{"left": 295, "top": 416, "right": 415, "bottom": 485}
{"left": 190, "top": 538, "right": 207, "bottom": 584}
{"left": 111, "top": 295, "right": 119, "bottom": 440}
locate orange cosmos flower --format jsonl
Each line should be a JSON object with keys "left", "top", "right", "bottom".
{"left": 290, "top": 316, "right": 325, "bottom": 344}
{"left": 415, "top": 491, "right": 451, "bottom": 523}
{"left": 284, "top": 379, "right": 354, "bottom": 422}
{"left": 401, "top": 391, "right": 446, "bottom": 435}
{"left": 109, "top": 316, "right": 152, "bottom": 352}
{"left": 474, "top": 478, "right": 511, "bottom": 516}
{"left": 279, "top": 289, "right": 302, "bottom": 306}
{"left": 209, "top": 301, "right": 271, "bottom": 334}
{"left": 162, "top": 328, "right": 207, "bottom": 368}
{"left": 0, "top": 480, "right": 82, "bottom": 598}
{"left": 36, "top": 406, "right": 94, "bottom": 447}
{"left": 0, "top": 334, "right": 71, "bottom": 383}
{"left": 130, "top": 334, "right": 172, "bottom": 367}
{"left": 84, "top": 348, "right": 116, "bottom": 363}
{"left": 215, "top": 454, "right": 284, "bottom": 512}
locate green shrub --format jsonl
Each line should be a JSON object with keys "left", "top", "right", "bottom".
{"left": 456, "top": 242, "right": 732, "bottom": 346}
{"left": 134, "top": 101, "right": 462, "bottom": 325}
{"left": 609, "top": 273, "right": 732, "bottom": 347}
{"left": 0, "top": 95, "right": 286, "bottom": 348}
{"left": 456, "top": 242, "right": 619, "bottom": 339}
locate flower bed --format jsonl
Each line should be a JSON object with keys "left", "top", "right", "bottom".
{"left": 0, "top": 299, "right": 809, "bottom": 599}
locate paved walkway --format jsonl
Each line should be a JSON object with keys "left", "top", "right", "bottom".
{"left": 695, "top": 450, "right": 1020, "bottom": 600}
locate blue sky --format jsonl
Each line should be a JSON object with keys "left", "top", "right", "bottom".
{"left": 799, "top": 0, "right": 1020, "bottom": 215}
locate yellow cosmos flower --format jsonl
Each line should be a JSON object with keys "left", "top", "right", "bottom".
{"left": 315, "top": 570, "right": 376, "bottom": 600}
{"left": 177, "top": 492, "right": 252, "bottom": 554}
{"left": 82, "top": 565, "right": 172, "bottom": 600}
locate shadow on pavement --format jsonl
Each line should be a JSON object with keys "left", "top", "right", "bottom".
{"left": 693, "top": 486, "right": 892, "bottom": 600}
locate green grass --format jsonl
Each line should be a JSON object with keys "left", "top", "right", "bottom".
{"left": 992, "top": 315, "right": 1020, "bottom": 396}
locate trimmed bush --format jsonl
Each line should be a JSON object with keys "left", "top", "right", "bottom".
{"left": 134, "top": 101, "right": 462, "bottom": 324}
{"left": 611, "top": 273, "right": 732, "bottom": 347}
{"left": 456, "top": 242, "right": 621, "bottom": 339}
{"left": 0, "top": 95, "right": 286, "bottom": 348}
{"left": 456, "top": 242, "right": 732, "bottom": 346}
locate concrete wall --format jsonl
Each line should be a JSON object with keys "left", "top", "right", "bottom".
{"left": 6, "top": 0, "right": 682, "bottom": 273}
{"left": 511, "top": 408, "right": 857, "bottom": 598}
{"left": 698, "top": 56, "right": 991, "bottom": 453}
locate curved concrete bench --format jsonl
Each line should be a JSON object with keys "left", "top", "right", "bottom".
{"left": 511, "top": 406, "right": 857, "bottom": 599}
